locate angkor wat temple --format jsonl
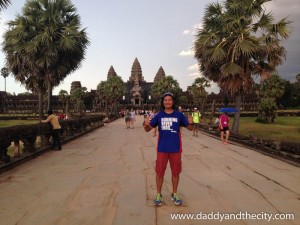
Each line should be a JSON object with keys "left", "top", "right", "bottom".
{"left": 0, "top": 58, "right": 259, "bottom": 113}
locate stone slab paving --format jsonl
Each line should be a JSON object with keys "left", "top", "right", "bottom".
{"left": 0, "top": 116, "right": 299, "bottom": 225}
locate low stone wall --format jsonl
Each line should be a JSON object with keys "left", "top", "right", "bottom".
{"left": 0, "top": 116, "right": 104, "bottom": 173}
{"left": 201, "top": 124, "right": 300, "bottom": 165}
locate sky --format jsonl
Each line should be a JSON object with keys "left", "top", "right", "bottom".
{"left": 0, "top": 0, "right": 299, "bottom": 95}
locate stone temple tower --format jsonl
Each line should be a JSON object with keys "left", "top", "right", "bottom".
{"left": 129, "top": 58, "right": 144, "bottom": 83}
{"left": 122, "top": 58, "right": 154, "bottom": 106}
{"left": 128, "top": 58, "right": 144, "bottom": 105}
{"left": 107, "top": 66, "right": 117, "bottom": 79}
{"left": 70, "top": 81, "right": 82, "bottom": 95}
{"left": 154, "top": 66, "right": 166, "bottom": 83}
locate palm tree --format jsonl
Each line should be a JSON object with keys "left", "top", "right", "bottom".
{"left": 194, "top": 0, "right": 290, "bottom": 132}
{"left": 0, "top": 0, "right": 10, "bottom": 10}
{"left": 1, "top": 67, "right": 9, "bottom": 92}
{"left": 151, "top": 75, "right": 181, "bottom": 105}
{"left": 2, "top": 0, "right": 89, "bottom": 119}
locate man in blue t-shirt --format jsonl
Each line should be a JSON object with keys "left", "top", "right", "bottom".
{"left": 144, "top": 92, "right": 193, "bottom": 206}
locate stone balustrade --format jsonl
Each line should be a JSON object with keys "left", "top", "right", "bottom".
{"left": 0, "top": 116, "right": 104, "bottom": 170}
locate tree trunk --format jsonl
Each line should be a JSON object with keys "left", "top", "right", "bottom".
{"left": 211, "top": 99, "right": 216, "bottom": 117}
{"left": 62, "top": 101, "right": 65, "bottom": 113}
{"left": 200, "top": 98, "right": 206, "bottom": 123}
{"left": 232, "top": 93, "right": 242, "bottom": 133}
{"left": 224, "top": 94, "right": 229, "bottom": 107}
{"left": 47, "top": 82, "right": 52, "bottom": 111}
{"left": 37, "top": 88, "right": 44, "bottom": 121}
{"left": 66, "top": 99, "right": 69, "bottom": 114}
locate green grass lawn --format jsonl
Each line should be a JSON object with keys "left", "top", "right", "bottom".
{"left": 0, "top": 120, "right": 39, "bottom": 127}
{"left": 1, "top": 117, "right": 299, "bottom": 143}
{"left": 229, "top": 117, "right": 300, "bottom": 143}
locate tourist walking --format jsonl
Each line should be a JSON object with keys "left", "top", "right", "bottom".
{"left": 129, "top": 108, "right": 136, "bottom": 129}
{"left": 149, "top": 109, "right": 158, "bottom": 137}
{"left": 124, "top": 109, "right": 131, "bottom": 129}
{"left": 191, "top": 107, "right": 201, "bottom": 137}
{"left": 219, "top": 112, "right": 230, "bottom": 144}
{"left": 143, "top": 92, "right": 193, "bottom": 206}
{"left": 42, "top": 110, "right": 62, "bottom": 150}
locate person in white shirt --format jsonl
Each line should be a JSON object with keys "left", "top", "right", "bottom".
{"left": 129, "top": 108, "right": 136, "bottom": 129}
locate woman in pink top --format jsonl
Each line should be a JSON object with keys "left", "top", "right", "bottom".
{"left": 219, "top": 112, "right": 230, "bottom": 144}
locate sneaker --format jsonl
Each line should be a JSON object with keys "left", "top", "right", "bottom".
{"left": 171, "top": 193, "right": 182, "bottom": 205}
{"left": 154, "top": 194, "right": 163, "bottom": 206}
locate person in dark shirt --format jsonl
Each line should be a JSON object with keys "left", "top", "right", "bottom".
{"left": 144, "top": 93, "right": 193, "bottom": 206}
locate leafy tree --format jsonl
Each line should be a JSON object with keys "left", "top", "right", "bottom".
{"left": 258, "top": 98, "right": 277, "bottom": 122}
{"left": 178, "top": 95, "right": 188, "bottom": 106}
{"left": 189, "top": 77, "right": 210, "bottom": 114}
{"left": 96, "top": 76, "right": 124, "bottom": 113}
{"left": 58, "top": 89, "right": 69, "bottom": 113}
{"left": 70, "top": 87, "right": 87, "bottom": 113}
{"left": 2, "top": 0, "right": 89, "bottom": 119}
{"left": 290, "top": 73, "right": 300, "bottom": 108}
{"left": 1, "top": 67, "right": 9, "bottom": 92}
{"left": 258, "top": 74, "right": 285, "bottom": 122}
{"left": 277, "top": 80, "right": 293, "bottom": 108}
{"left": 105, "top": 76, "right": 124, "bottom": 112}
{"left": 296, "top": 74, "right": 300, "bottom": 85}
{"left": 194, "top": 0, "right": 290, "bottom": 132}
{"left": 97, "top": 81, "right": 108, "bottom": 112}
{"left": 83, "top": 92, "right": 94, "bottom": 111}
{"left": 151, "top": 75, "right": 181, "bottom": 104}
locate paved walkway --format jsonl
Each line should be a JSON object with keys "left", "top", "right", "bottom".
{"left": 0, "top": 116, "right": 299, "bottom": 225}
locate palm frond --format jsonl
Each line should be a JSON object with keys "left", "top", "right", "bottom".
{"left": 221, "top": 62, "right": 242, "bottom": 76}
{"left": 270, "top": 18, "right": 291, "bottom": 39}
{"left": 0, "top": 0, "right": 11, "bottom": 10}
{"left": 237, "top": 38, "right": 258, "bottom": 56}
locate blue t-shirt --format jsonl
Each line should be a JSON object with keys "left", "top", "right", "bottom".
{"left": 150, "top": 110, "right": 189, "bottom": 153}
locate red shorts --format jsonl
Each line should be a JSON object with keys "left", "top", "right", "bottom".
{"left": 156, "top": 152, "right": 182, "bottom": 177}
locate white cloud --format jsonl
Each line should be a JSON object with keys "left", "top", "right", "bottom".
{"left": 186, "top": 63, "right": 220, "bottom": 93}
{"left": 182, "top": 30, "right": 191, "bottom": 35}
{"left": 187, "top": 63, "right": 199, "bottom": 71}
{"left": 188, "top": 72, "right": 200, "bottom": 77}
{"left": 206, "top": 82, "right": 220, "bottom": 94}
{"left": 0, "top": 16, "right": 8, "bottom": 44}
{"left": 192, "top": 22, "right": 203, "bottom": 35}
{"left": 178, "top": 48, "right": 194, "bottom": 56}
{"left": 193, "top": 23, "right": 202, "bottom": 29}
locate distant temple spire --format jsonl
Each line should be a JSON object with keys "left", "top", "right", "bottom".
{"left": 154, "top": 66, "right": 166, "bottom": 82}
{"left": 129, "top": 57, "right": 144, "bottom": 83}
{"left": 70, "top": 81, "right": 82, "bottom": 95}
{"left": 107, "top": 66, "right": 117, "bottom": 79}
